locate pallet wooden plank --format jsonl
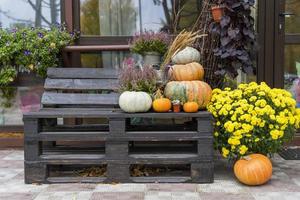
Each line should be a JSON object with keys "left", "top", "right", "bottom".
{"left": 197, "top": 116, "right": 213, "bottom": 134}
{"left": 197, "top": 138, "right": 214, "bottom": 159}
{"left": 24, "top": 108, "right": 211, "bottom": 118}
{"left": 125, "top": 131, "right": 209, "bottom": 141}
{"left": 107, "top": 163, "right": 130, "bottom": 182}
{"left": 191, "top": 162, "right": 214, "bottom": 183}
{"left": 128, "top": 153, "right": 202, "bottom": 164}
{"left": 23, "top": 118, "right": 42, "bottom": 161}
{"left": 41, "top": 92, "right": 119, "bottom": 106}
{"left": 41, "top": 154, "right": 105, "bottom": 160}
{"left": 106, "top": 141, "right": 128, "bottom": 159}
{"left": 47, "top": 177, "right": 106, "bottom": 183}
{"left": 29, "top": 131, "right": 109, "bottom": 141}
{"left": 47, "top": 67, "right": 118, "bottom": 79}
{"left": 25, "top": 161, "right": 48, "bottom": 184}
{"left": 44, "top": 78, "right": 119, "bottom": 91}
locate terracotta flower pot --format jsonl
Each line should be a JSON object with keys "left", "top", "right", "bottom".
{"left": 211, "top": 6, "right": 224, "bottom": 22}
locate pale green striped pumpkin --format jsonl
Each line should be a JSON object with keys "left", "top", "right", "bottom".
{"left": 164, "top": 81, "right": 212, "bottom": 109}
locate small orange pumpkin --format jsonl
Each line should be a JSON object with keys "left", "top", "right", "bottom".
{"left": 152, "top": 89, "right": 172, "bottom": 112}
{"left": 234, "top": 154, "right": 272, "bottom": 186}
{"left": 183, "top": 102, "right": 199, "bottom": 113}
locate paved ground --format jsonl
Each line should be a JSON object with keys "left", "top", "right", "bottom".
{"left": 0, "top": 150, "right": 299, "bottom": 200}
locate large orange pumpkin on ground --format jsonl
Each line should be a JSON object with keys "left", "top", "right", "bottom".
{"left": 169, "top": 62, "right": 204, "bottom": 81}
{"left": 164, "top": 81, "right": 212, "bottom": 109}
{"left": 234, "top": 154, "right": 272, "bottom": 186}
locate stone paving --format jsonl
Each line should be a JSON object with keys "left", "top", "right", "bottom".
{"left": 0, "top": 149, "right": 299, "bottom": 200}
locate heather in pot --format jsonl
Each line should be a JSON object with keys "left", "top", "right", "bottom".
{"left": 129, "top": 30, "right": 170, "bottom": 56}
{"left": 118, "top": 63, "right": 158, "bottom": 94}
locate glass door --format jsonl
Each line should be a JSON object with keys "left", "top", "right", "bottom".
{"left": 280, "top": 0, "right": 300, "bottom": 107}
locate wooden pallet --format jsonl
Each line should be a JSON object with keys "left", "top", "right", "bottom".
{"left": 23, "top": 68, "right": 214, "bottom": 184}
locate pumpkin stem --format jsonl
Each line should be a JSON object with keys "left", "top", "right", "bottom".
{"left": 154, "top": 89, "right": 163, "bottom": 99}
{"left": 241, "top": 156, "right": 252, "bottom": 161}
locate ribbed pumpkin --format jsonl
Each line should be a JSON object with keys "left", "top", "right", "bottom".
{"left": 169, "top": 62, "right": 204, "bottom": 81}
{"left": 183, "top": 102, "right": 199, "bottom": 113}
{"left": 234, "top": 154, "right": 272, "bottom": 186}
{"left": 171, "top": 46, "right": 200, "bottom": 64}
{"left": 152, "top": 89, "right": 172, "bottom": 112}
{"left": 119, "top": 91, "right": 152, "bottom": 113}
{"left": 164, "top": 81, "right": 212, "bottom": 109}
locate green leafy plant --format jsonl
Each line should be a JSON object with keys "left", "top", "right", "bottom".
{"left": 210, "top": 0, "right": 257, "bottom": 78}
{"left": 0, "top": 24, "right": 77, "bottom": 107}
{"left": 0, "top": 67, "right": 18, "bottom": 107}
{"left": 0, "top": 25, "right": 77, "bottom": 78}
{"left": 207, "top": 82, "right": 300, "bottom": 160}
{"left": 129, "top": 31, "right": 170, "bottom": 56}
{"left": 0, "top": 66, "right": 17, "bottom": 86}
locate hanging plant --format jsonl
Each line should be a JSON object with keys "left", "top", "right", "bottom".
{"left": 210, "top": 0, "right": 257, "bottom": 78}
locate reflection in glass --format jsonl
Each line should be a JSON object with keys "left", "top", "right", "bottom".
{"left": 285, "top": 0, "right": 300, "bottom": 33}
{"left": 0, "top": 86, "right": 43, "bottom": 126}
{"left": 0, "top": 0, "right": 60, "bottom": 28}
{"left": 81, "top": 51, "right": 132, "bottom": 68}
{"left": 284, "top": 45, "right": 300, "bottom": 107}
{"left": 80, "top": 0, "right": 202, "bottom": 36}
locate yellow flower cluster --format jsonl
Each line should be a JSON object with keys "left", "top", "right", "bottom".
{"left": 207, "top": 82, "right": 300, "bottom": 159}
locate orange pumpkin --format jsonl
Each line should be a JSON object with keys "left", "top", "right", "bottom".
{"left": 169, "top": 62, "right": 204, "bottom": 81}
{"left": 164, "top": 81, "right": 212, "bottom": 109}
{"left": 152, "top": 89, "right": 172, "bottom": 112}
{"left": 183, "top": 102, "right": 199, "bottom": 112}
{"left": 234, "top": 154, "right": 272, "bottom": 186}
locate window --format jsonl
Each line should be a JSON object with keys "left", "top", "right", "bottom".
{"left": 77, "top": 0, "right": 203, "bottom": 68}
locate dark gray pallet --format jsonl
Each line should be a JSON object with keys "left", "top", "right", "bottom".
{"left": 23, "top": 67, "right": 214, "bottom": 184}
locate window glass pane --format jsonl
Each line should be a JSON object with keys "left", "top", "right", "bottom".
{"left": 81, "top": 51, "right": 132, "bottom": 68}
{"left": 0, "top": 86, "right": 44, "bottom": 126}
{"left": 80, "top": 0, "right": 202, "bottom": 36}
{"left": 285, "top": 0, "right": 300, "bottom": 33}
{"left": 284, "top": 45, "right": 300, "bottom": 107}
{"left": 0, "top": 0, "right": 61, "bottom": 28}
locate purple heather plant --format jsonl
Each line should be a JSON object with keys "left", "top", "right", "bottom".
{"left": 119, "top": 60, "right": 157, "bottom": 94}
{"left": 129, "top": 30, "right": 170, "bottom": 56}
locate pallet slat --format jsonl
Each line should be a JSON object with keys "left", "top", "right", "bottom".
{"left": 35, "top": 131, "right": 109, "bottom": 141}
{"left": 24, "top": 108, "right": 211, "bottom": 118}
{"left": 41, "top": 92, "right": 119, "bottom": 106}
{"left": 45, "top": 78, "right": 118, "bottom": 91}
{"left": 47, "top": 67, "right": 118, "bottom": 79}
{"left": 47, "top": 177, "right": 107, "bottom": 183}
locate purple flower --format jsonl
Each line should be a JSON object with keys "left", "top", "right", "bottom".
{"left": 24, "top": 50, "right": 31, "bottom": 56}
{"left": 37, "top": 32, "right": 44, "bottom": 38}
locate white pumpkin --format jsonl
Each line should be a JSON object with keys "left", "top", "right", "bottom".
{"left": 171, "top": 46, "right": 200, "bottom": 64}
{"left": 119, "top": 91, "right": 152, "bottom": 113}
